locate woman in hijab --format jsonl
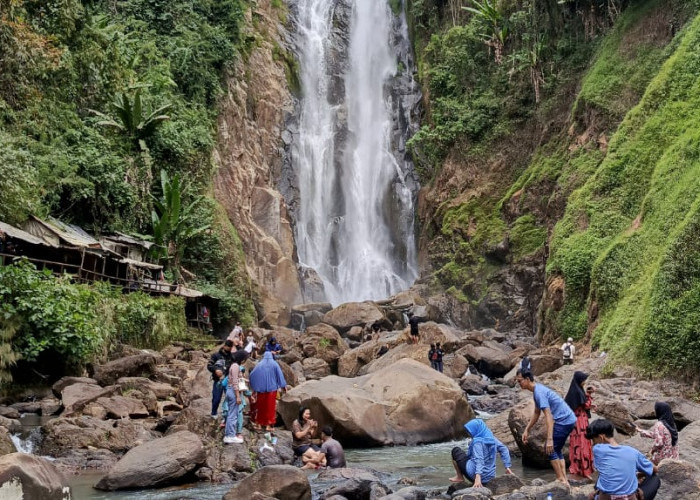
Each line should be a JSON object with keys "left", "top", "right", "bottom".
{"left": 249, "top": 351, "right": 287, "bottom": 432}
{"left": 565, "top": 371, "right": 595, "bottom": 479}
{"left": 636, "top": 401, "right": 679, "bottom": 464}
{"left": 449, "top": 419, "right": 512, "bottom": 488}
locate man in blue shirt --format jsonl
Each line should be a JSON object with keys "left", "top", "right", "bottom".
{"left": 586, "top": 419, "right": 660, "bottom": 500}
{"left": 516, "top": 369, "right": 577, "bottom": 486}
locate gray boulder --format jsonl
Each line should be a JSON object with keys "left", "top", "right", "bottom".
{"left": 656, "top": 459, "right": 700, "bottom": 500}
{"left": 222, "top": 465, "right": 311, "bottom": 500}
{"left": 94, "top": 431, "right": 205, "bottom": 490}
{"left": 0, "top": 453, "right": 71, "bottom": 499}
{"left": 93, "top": 353, "right": 158, "bottom": 386}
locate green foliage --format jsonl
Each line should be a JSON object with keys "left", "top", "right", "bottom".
{"left": 91, "top": 88, "right": 173, "bottom": 146}
{"left": 151, "top": 170, "right": 209, "bottom": 281}
{"left": 0, "top": 260, "right": 188, "bottom": 385}
{"left": 547, "top": 10, "right": 700, "bottom": 374}
{"left": 0, "top": 133, "right": 42, "bottom": 225}
{"left": 509, "top": 215, "right": 546, "bottom": 259}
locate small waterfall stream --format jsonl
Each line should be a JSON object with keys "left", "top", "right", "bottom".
{"left": 291, "top": 0, "right": 419, "bottom": 304}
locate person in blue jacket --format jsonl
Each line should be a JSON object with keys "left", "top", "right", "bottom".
{"left": 449, "top": 419, "right": 513, "bottom": 488}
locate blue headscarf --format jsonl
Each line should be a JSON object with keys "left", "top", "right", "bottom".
{"left": 249, "top": 351, "right": 287, "bottom": 393}
{"left": 464, "top": 419, "right": 495, "bottom": 445}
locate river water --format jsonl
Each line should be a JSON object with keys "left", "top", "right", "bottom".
{"left": 13, "top": 414, "right": 554, "bottom": 498}
{"left": 62, "top": 439, "right": 554, "bottom": 499}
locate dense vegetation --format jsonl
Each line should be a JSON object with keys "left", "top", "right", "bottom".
{"left": 408, "top": 0, "right": 700, "bottom": 374}
{"left": 0, "top": 0, "right": 256, "bottom": 384}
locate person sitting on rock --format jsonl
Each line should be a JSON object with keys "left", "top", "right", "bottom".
{"left": 587, "top": 418, "right": 660, "bottom": 500}
{"left": 265, "top": 337, "right": 283, "bottom": 358}
{"left": 319, "top": 425, "right": 346, "bottom": 469}
{"left": 449, "top": 419, "right": 513, "bottom": 487}
{"left": 635, "top": 401, "right": 679, "bottom": 465}
{"left": 292, "top": 406, "right": 324, "bottom": 469}
{"left": 516, "top": 369, "right": 576, "bottom": 486}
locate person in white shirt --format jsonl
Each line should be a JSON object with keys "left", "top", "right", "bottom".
{"left": 561, "top": 337, "right": 575, "bottom": 365}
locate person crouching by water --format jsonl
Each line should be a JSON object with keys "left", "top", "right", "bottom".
{"left": 320, "top": 426, "right": 346, "bottom": 469}
{"left": 292, "top": 406, "right": 324, "bottom": 469}
{"left": 449, "top": 419, "right": 513, "bottom": 487}
{"left": 587, "top": 418, "right": 660, "bottom": 500}
{"left": 516, "top": 369, "right": 576, "bottom": 486}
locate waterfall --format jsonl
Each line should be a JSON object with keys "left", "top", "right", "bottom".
{"left": 291, "top": 0, "right": 419, "bottom": 304}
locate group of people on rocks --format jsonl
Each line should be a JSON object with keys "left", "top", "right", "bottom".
{"left": 207, "top": 329, "right": 347, "bottom": 470}
{"left": 449, "top": 368, "right": 674, "bottom": 499}
{"left": 209, "top": 320, "right": 678, "bottom": 493}
{"left": 207, "top": 334, "right": 288, "bottom": 444}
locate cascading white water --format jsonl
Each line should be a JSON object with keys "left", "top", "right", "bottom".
{"left": 294, "top": 0, "right": 418, "bottom": 304}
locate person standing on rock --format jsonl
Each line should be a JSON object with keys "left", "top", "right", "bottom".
{"left": 449, "top": 419, "right": 513, "bottom": 487}
{"left": 587, "top": 418, "right": 660, "bottom": 500}
{"left": 565, "top": 371, "right": 595, "bottom": 479}
{"left": 207, "top": 340, "right": 234, "bottom": 420}
{"left": 516, "top": 369, "right": 576, "bottom": 486}
{"left": 561, "top": 337, "right": 575, "bottom": 365}
{"left": 223, "top": 350, "right": 249, "bottom": 444}
{"left": 249, "top": 351, "right": 287, "bottom": 432}
{"left": 435, "top": 342, "right": 445, "bottom": 373}
{"left": 407, "top": 312, "right": 425, "bottom": 344}
{"left": 429, "top": 344, "right": 438, "bottom": 370}
{"left": 635, "top": 401, "right": 679, "bottom": 465}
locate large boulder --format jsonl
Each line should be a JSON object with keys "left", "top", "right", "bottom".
{"left": 40, "top": 416, "right": 157, "bottom": 456}
{"left": 358, "top": 344, "right": 429, "bottom": 375}
{"left": 301, "top": 323, "right": 347, "bottom": 366}
{"left": 93, "top": 353, "right": 158, "bottom": 386}
{"left": 0, "top": 453, "right": 71, "bottom": 499}
{"left": 93, "top": 396, "right": 150, "bottom": 419}
{"left": 680, "top": 420, "right": 700, "bottom": 464}
{"left": 595, "top": 400, "right": 636, "bottom": 435}
{"left": 117, "top": 377, "right": 177, "bottom": 399}
{"left": 301, "top": 357, "right": 331, "bottom": 380}
{"left": 0, "top": 427, "right": 15, "bottom": 456}
{"left": 338, "top": 341, "right": 386, "bottom": 378}
{"left": 635, "top": 398, "right": 700, "bottom": 429}
{"left": 94, "top": 431, "right": 206, "bottom": 490}
{"left": 323, "top": 302, "right": 385, "bottom": 333}
{"left": 411, "top": 322, "right": 461, "bottom": 350}
{"left": 279, "top": 359, "right": 474, "bottom": 446}
{"left": 222, "top": 465, "right": 311, "bottom": 500}
{"left": 509, "top": 399, "right": 569, "bottom": 468}
{"left": 0, "top": 416, "right": 21, "bottom": 434}
{"left": 457, "top": 341, "right": 515, "bottom": 378}
{"left": 52, "top": 376, "right": 98, "bottom": 398}
{"left": 656, "top": 459, "right": 700, "bottom": 500}
{"left": 61, "top": 382, "right": 118, "bottom": 414}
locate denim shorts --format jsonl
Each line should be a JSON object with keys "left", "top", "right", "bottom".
{"left": 549, "top": 422, "right": 575, "bottom": 461}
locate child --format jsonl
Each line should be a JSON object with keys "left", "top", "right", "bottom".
{"left": 237, "top": 365, "right": 253, "bottom": 435}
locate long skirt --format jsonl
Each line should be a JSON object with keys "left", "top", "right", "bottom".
{"left": 569, "top": 406, "right": 594, "bottom": 477}
{"left": 253, "top": 391, "right": 278, "bottom": 427}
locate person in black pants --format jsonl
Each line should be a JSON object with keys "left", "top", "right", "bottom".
{"left": 435, "top": 342, "right": 444, "bottom": 373}
{"left": 207, "top": 340, "right": 234, "bottom": 419}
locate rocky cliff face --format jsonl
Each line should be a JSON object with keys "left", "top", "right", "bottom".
{"left": 214, "top": 0, "right": 302, "bottom": 326}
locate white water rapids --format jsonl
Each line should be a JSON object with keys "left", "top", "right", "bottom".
{"left": 293, "top": 0, "right": 418, "bottom": 304}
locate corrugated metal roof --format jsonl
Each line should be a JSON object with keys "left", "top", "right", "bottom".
{"left": 0, "top": 221, "right": 52, "bottom": 246}
{"left": 47, "top": 217, "right": 101, "bottom": 248}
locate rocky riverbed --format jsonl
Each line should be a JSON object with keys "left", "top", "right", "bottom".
{"left": 2, "top": 293, "right": 700, "bottom": 500}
